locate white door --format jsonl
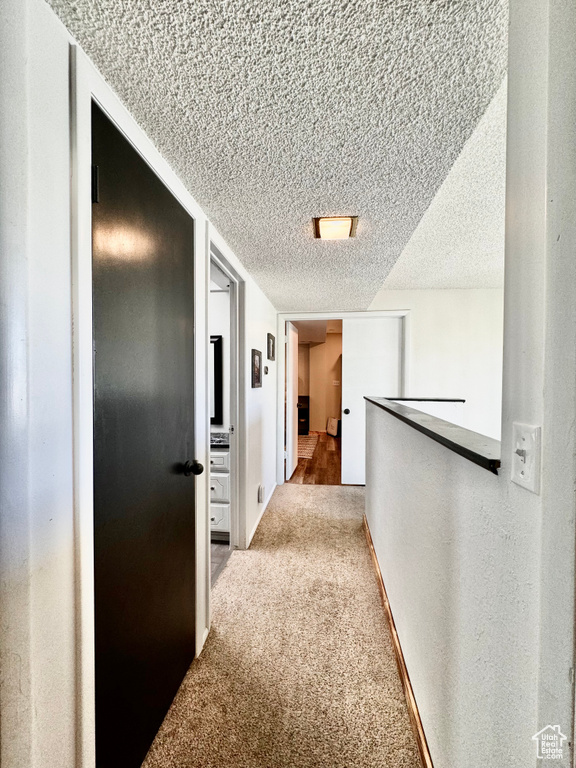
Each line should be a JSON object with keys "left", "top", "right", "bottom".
{"left": 341, "top": 317, "right": 403, "bottom": 484}
{"left": 285, "top": 321, "right": 299, "bottom": 479}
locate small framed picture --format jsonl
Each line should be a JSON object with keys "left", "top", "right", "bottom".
{"left": 252, "top": 349, "right": 262, "bottom": 388}
{"left": 267, "top": 333, "right": 276, "bottom": 361}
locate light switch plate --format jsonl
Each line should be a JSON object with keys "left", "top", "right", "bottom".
{"left": 511, "top": 423, "right": 541, "bottom": 494}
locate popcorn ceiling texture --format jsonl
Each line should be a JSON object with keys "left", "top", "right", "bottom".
{"left": 383, "top": 78, "right": 507, "bottom": 289}
{"left": 47, "top": 0, "right": 508, "bottom": 310}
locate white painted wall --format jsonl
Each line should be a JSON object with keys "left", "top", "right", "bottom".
{"left": 369, "top": 288, "right": 504, "bottom": 439}
{"left": 0, "top": 1, "right": 278, "bottom": 766}
{"left": 209, "top": 290, "right": 231, "bottom": 432}
{"left": 308, "top": 333, "right": 342, "bottom": 432}
{"left": 390, "top": 399, "right": 465, "bottom": 424}
{"left": 366, "top": 2, "right": 576, "bottom": 767}
{"left": 366, "top": 405, "right": 538, "bottom": 767}
{"left": 1, "top": 2, "right": 76, "bottom": 765}
{"left": 242, "top": 279, "right": 278, "bottom": 540}
{"left": 298, "top": 343, "right": 310, "bottom": 395}
{"left": 208, "top": 232, "right": 278, "bottom": 548}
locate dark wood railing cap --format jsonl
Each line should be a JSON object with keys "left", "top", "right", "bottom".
{"left": 365, "top": 397, "right": 501, "bottom": 475}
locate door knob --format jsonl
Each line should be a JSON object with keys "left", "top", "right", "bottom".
{"left": 343, "top": 408, "right": 350, "bottom": 415}
{"left": 183, "top": 460, "right": 204, "bottom": 476}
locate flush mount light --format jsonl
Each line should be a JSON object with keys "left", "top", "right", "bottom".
{"left": 313, "top": 216, "right": 358, "bottom": 240}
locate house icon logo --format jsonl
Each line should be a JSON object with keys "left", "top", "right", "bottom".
{"left": 532, "top": 725, "right": 567, "bottom": 760}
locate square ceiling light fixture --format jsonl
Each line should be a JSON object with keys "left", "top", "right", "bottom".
{"left": 313, "top": 216, "right": 358, "bottom": 240}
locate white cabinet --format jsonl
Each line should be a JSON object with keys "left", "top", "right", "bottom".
{"left": 210, "top": 473, "right": 230, "bottom": 502}
{"left": 210, "top": 503, "right": 230, "bottom": 532}
{"left": 210, "top": 451, "right": 230, "bottom": 472}
{"left": 210, "top": 449, "right": 230, "bottom": 535}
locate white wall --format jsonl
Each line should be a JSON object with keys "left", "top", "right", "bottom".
{"left": 209, "top": 290, "right": 231, "bottom": 432}
{"left": 298, "top": 343, "right": 310, "bottom": 395}
{"left": 369, "top": 288, "right": 504, "bottom": 439}
{"left": 208, "top": 233, "right": 278, "bottom": 548}
{"left": 366, "top": 404, "right": 538, "bottom": 767}
{"left": 366, "top": 1, "right": 576, "bottom": 766}
{"left": 0, "top": 1, "right": 278, "bottom": 766}
{"left": 241, "top": 275, "right": 278, "bottom": 543}
{"left": 1, "top": 2, "right": 76, "bottom": 765}
{"left": 308, "top": 334, "right": 342, "bottom": 432}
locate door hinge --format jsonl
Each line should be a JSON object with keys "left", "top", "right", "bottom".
{"left": 91, "top": 165, "right": 100, "bottom": 203}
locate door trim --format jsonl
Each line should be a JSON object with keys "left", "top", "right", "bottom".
{"left": 276, "top": 310, "right": 410, "bottom": 487}
{"left": 70, "top": 44, "right": 211, "bottom": 768}
{"left": 208, "top": 242, "right": 246, "bottom": 551}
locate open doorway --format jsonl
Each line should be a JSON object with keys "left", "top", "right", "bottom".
{"left": 208, "top": 254, "right": 238, "bottom": 585}
{"left": 289, "top": 319, "right": 343, "bottom": 484}
{"left": 282, "top": 312, "right": 407, "bottom": 487}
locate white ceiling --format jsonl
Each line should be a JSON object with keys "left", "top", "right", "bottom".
{"left": 47, "top": 0, "right": 508, "bottom": 310}
{"left": 382, "top": 78, "right": 507, "bottom": 290}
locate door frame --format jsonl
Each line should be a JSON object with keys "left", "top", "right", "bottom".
{"left": 285, "top": 321, "right": 300, "bottom": 481}
{"left": 276, "top": 310, "right": 410, "bottom": 486}
{"left": 208, "top": 243, "right": 246, "bottom": 551}
{"left": 70, "top": 44, "right": 212, "bottom": 767}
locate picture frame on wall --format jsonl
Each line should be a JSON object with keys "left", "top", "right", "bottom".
{"left": 267, "top": 333, "right": 276, "bottom": 361}
{"left": 252, "top": 349, "right": 262, "bottom": 388}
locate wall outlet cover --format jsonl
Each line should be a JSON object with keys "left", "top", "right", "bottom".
{"left": 511, "top": 422, "right": 541, "bottom": 494}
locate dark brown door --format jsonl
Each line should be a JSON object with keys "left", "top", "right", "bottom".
{"left": 92, "top": 102, "right": 196, "bottom": 768}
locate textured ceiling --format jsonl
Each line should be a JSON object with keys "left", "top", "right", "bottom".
{"left": 382, "top": 78, "right": 507, "bottom": 290}
{"left": 47, "top": 0, "right": 508, "bottom": 310}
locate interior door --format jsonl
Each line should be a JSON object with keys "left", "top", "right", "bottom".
{"left": 285, "top": 321, "right": 299, "bottom": 479}
{"left": 341, "top": 317, "right": 403, "bottom": 484}
{"left": 92, "top": 102, "right": 197, "bottom": 768}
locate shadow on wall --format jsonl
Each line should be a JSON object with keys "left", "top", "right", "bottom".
{"left": 299, "top": 335, "right": 342, "bottom": 432}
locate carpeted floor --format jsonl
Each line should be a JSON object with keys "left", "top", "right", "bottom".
{"left": 143, "top": 484, "right": 421, "bottom": 768}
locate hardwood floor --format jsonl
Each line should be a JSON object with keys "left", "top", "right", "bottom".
{"left": 288, "top": 431, "right": 341, "bottom": 485}
{"left": 211, "top": 541, "right": 231, "bottom": 586}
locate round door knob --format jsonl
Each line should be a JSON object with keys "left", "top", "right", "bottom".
{"left": 183, "top": 460, "right": 204, "bottom": 476}
{"left": 343, "top": 408, "right": 350, "bottom": 415}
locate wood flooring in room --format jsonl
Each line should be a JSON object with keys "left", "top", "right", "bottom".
{"left": 211, "top": 542, "right": 231, "bottom": 586}
{"left": 288, "top": 431, "right": 341, "bottom": 485}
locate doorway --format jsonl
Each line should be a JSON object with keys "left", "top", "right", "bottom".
{"left": 92, "top": 102, "right": 197, "bottom": 767}
{"left": 208, "top": 249, "right": 241, "bottom": 582}
{"left": 288, "top": 319, "right": 343, "bottom": 485}
{"left": 282, "top": 312, "right": 407, "bottom": 487}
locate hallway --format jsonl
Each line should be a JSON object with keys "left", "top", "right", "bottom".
{"left": 143, "top": 485, "right": 420, "bottom": 768}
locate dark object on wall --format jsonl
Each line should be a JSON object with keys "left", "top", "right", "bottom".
{"left": 92, "top": 102, "right": 196, "bottom": 768}
{"left": 252, "top": 349, "right": 263, "bottom": 388}
{"left": 267, "top": 333, "right": 276, "bottom": 361}
{"left": 297, "top": 395, "right": 310, "bottom": 435}
{"left": 264, "top": 366, "right": 269, "bottom": 375}
{"left": 210, "top": 335, "right": 224, "bottom": 425}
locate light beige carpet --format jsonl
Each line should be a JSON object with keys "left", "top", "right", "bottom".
{"left": 143, "top": 484, "right": 421, "bottom": 768}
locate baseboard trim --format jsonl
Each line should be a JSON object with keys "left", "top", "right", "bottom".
{"left": 363, "top": 515, "right": 434, "bottom": 768}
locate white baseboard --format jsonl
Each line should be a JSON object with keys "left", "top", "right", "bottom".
{"left": 247, "top": 483, "right": 277, "bottom": 545}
